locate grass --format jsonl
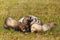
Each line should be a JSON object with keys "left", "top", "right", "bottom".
{"left": 0, "top": 0, "right": 60, "bottom": 40}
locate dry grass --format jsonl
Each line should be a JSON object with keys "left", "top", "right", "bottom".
{"left": 0, "top": 0, "right": 60, "bottom": 40}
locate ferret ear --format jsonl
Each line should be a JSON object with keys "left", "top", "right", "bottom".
{"left": 54, "top": 23, "right": 57, "bottom": 25}
{"left": 4, "top": 24, "right": 10, "bottom": 29}
{"left": 53, "top": 22, "right": 57, "bottom": 25}
{"left": 51, "top": 22, "right": 57, "bottom": 26}
{"left": 7, "top": 16, "right": 13, "bottom": 19}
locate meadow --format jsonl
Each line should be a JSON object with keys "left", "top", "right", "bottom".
{"left": 0, "top": 0, "right": 60, "bottom": 40}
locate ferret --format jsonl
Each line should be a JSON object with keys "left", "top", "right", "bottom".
{"left": 4, "top": 17, "right": 18, "bottom": 30}
{"left": 18, "top": 15, "right": 42, "bottom": 32}
{"left": 31, "top": 22, "right": 57, "bottom": 33}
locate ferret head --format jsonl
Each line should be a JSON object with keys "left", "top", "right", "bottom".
{"left": 50, "top": 22, "right": 57, "bottom": 28}
{"left": 4, "top": 17, "right": 18, "bottom": 29}
{"left": 23, "top": 16, "right": 33, "bottom": 25}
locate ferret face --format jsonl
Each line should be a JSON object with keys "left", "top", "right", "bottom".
{"left": 4, "top": 17, "right": 18, "bottom": 29}
{"left": 23, "top": 16, "right": 33, "bottom": 25}
{"left": 31, "top": 24, "right": 42, "bottom": 33}
{"left": 49, "top": 22, "right": 57, "bottom": 28}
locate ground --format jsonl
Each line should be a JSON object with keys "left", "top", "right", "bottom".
{"left": 0, "top": 0, "right": 60, "bottom": 40}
